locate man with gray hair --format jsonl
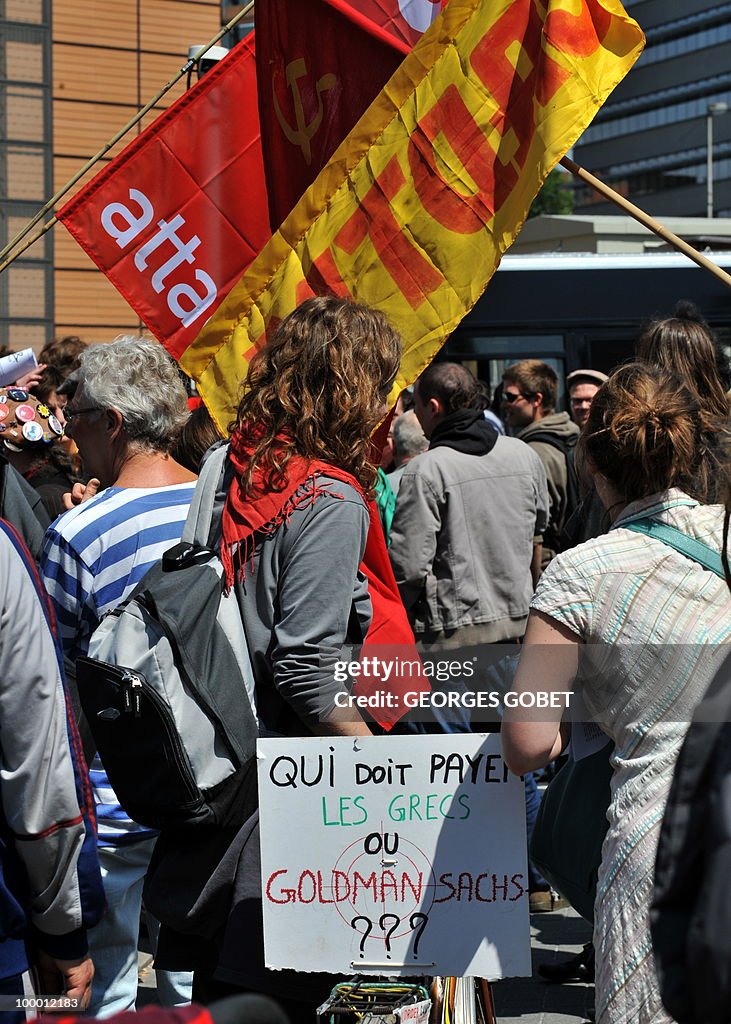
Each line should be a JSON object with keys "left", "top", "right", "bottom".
{"left": 389, "top": 409, "right": 428, "bottom": 495}
{"left": 41, "top": 336, "right": 196, "bottom": 1016}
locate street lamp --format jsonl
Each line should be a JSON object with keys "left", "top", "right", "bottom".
{"left": 706, "top": 101, "right": 729, "bottom": 218}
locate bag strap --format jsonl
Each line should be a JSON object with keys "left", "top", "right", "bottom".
{"left": 623, "top": 518, "right": 725, "bottom": 579}
{"left": 0, "top": 457, "right": 7, "bottom": 516}
{"left": 180, "top": 443, "right": 260, "bottom": 726}
{"left": 182, "top": 443, "right": 229, "bottom": 548}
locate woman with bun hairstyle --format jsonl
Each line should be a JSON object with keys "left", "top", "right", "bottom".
{"left": 502, "top": 363, "right": 731, "bottom": 1024}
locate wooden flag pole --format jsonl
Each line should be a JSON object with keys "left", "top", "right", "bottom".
{"left": 0, "top": 214, "right": 56, "bottom": 275}
{"left": 0, "top": 0, "right": 255, "bottom": 270}
{"left": 560, "top": 156, "right": 731, "bottom": 289}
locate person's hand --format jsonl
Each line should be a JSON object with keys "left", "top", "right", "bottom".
{"left": 13, "top": 364, "right": 47, "bottom": 390}
{"left": 62, "top": 478, "right": 100, "bottom": 510}
{"left": 35, "top": 950, "right": 94, "bottom": 1010}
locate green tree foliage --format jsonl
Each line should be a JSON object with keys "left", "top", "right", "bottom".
{"left": 528, "top": 169, "right": 574, "bottom": 218}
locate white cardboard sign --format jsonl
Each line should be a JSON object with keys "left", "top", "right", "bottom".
{"left": 0, "top": 348, "right": 38, "bottom": 388}
{"left": 257, "top": 734, "right": 531, "bottom": 979}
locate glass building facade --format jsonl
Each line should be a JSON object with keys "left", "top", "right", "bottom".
{"left": 573, "top": 0, "right": 731, "bottom": 217}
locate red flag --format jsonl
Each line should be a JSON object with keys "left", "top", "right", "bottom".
{"left": 57, "top": 6, "right": 446, "bottom": 358}
{"left": 256, "top": 0, "right": 405, "bottom": 230}
{"left": 58, "top": 12, "right": 432, "bottom": 727}
{"left": 58, "top": 33, "right": 270, "bottom": 361}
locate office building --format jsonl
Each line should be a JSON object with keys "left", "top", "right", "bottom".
{"left": 573, "top": 0, "right": 731, "bottom": 219}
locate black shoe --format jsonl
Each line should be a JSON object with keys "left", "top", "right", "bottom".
{"left": 538, "top": 943, "right": 594, "bottom": 983}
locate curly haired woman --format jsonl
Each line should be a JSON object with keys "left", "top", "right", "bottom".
{"left": 151, "top": 296, "right": 402, "bottom": 1021}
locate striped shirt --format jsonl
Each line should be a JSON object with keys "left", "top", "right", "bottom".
{"left": 41, "top": 483, "right": 196, "bottom": 846}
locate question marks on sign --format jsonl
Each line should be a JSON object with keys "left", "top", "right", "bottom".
{"left": 409, "top": 912, "right": 428, "bottom": 958}
{"left": 379, "top": 913, "right": 400, "bottom": 958}
{"left": 351, "top": 915, "right": 373, "bottom": 957}
{"left": 351, "top": 912, "right": 430, "bottom": 959}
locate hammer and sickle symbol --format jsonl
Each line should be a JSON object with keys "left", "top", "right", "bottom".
{"left": 272, "top": 57, "right": 337, "bottom": 165}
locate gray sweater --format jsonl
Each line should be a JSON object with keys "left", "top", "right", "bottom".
{"left": 518, "top": 412, "right": 580, "bottom": 566}
{"left": 233, "top": 475, "right": 372, "bottom": 735}
{"left": 0, "top": 457, "right": 50, "bottom": 561}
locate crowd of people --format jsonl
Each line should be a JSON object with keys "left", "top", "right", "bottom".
{"left": 1, "top": 297, "right": 730, "bottom": 1024}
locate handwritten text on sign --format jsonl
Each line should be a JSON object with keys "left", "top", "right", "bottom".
{"left": 257, "top": 734, "right": 530, "bottom": 978}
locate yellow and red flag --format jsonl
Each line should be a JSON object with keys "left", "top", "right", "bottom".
{"left": 181, "top": 0, "right": 644, "bottom": 433}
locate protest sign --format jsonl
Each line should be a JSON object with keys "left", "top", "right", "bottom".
{"left": 0, "top": 349, "right": 38, "bottom": 388}
{"left": 257, "top": 733, "right": 530, "bottom": 978}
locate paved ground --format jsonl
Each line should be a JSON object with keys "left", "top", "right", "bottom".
{"left": 137, "top": 949, "right": 157, "bottom": 1008}
{"left": 137, "top": 905, "right": 594, "bottom": 1021}
{"left": 492, "top": 906, "right": 593, "bottom": 1023}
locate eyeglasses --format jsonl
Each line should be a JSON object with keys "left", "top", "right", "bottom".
{"left": 502, "top": 390, "right": 531, "bottom": 404}
{"left": 63, "top": 406, "right": 100, "bottom": 424}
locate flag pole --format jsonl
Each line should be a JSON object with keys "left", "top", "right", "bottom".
{"left": 560, "top": 156, "right": 731, "bottom": 289}
{"left": 0, "top": 215, "right": 56, "bottom": 274}
{"left": 0, "top": 0, "right": 255, "bottom": 271}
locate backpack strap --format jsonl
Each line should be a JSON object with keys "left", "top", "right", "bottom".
{"left": 623, "top": 518, "right": 725, "bottom": 579}
{"left": 527, "top": 430, "right": 581, "bottom": 555}
{"left": 0, "top": 457, "right": 7, "bottom": 517}
{"left": 182, "top": 443, "right": 229, "bottom": 548}
{"left": 179, "top": 445, "right": 259, "bottom": 723}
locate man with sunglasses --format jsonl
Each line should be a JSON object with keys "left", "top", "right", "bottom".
{"left": 502, "top": 360, "right": 579, "bottom": 570}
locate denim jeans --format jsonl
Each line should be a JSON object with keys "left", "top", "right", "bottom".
{"left": 88, "top": 838, "right": 192, "bottom": 1018}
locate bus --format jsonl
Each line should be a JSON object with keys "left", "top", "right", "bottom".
{"left": 445, "top": 251, "right": 731, "bottom": 403}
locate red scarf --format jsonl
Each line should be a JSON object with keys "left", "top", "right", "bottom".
{"left": 221, "top": 427, "right": 367, "bottom": 588}
{"left": 221, "top": 427, "right": 429, "bottom": 728}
